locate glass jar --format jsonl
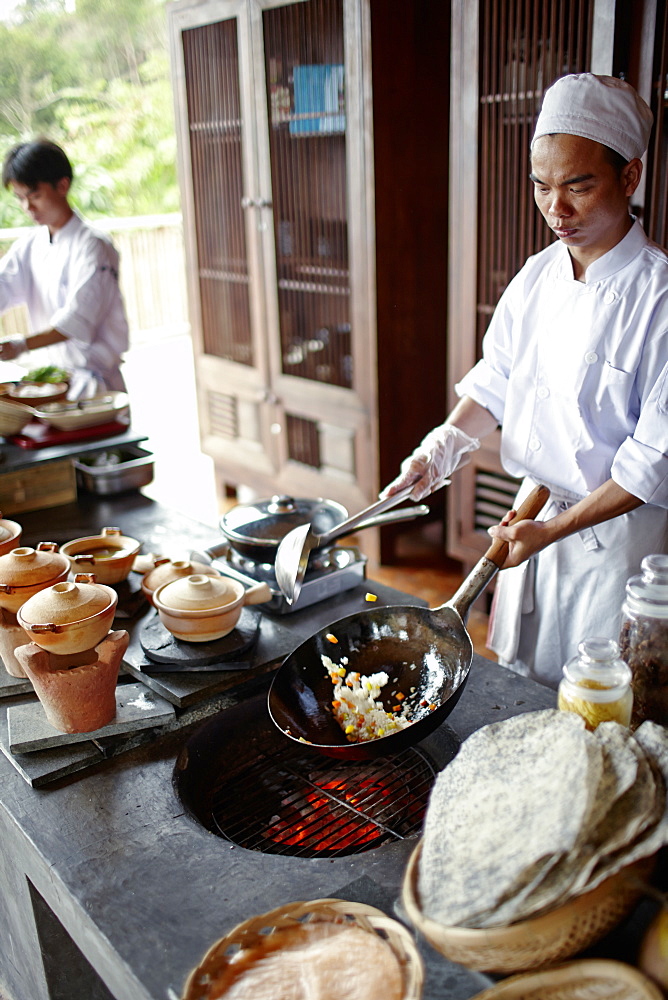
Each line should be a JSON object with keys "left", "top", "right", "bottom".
{"left": 557, "top": 637, "right": 633, "bottom": 730}
{"left": 618, "top": 554, "right": 668, "bottom": 728}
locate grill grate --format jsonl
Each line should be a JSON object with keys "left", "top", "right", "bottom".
{"left": 209, "top": 743, "right": 436, "bottom": 858}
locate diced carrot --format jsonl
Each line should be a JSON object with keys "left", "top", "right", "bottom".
{"left": 326, "top": 633, "right": 338, "bottom": 643}
{"left": 396, "top": 692, "right": 405, "bottom": 701}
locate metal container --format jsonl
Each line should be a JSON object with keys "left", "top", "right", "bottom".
{"left": 73, "top": 445, "right": 154, "bottom": 495}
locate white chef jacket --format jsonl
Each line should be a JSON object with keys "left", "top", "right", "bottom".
{"left": 455, "top": 219, "right": 668, "bottom": 687}
{"left": 0, "top": 211, "right": 129, "bottom": 398}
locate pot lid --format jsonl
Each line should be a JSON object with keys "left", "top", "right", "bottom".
{"left": 143, "top": 559, "right": 219, "bottom": 594}
{"left": 156, "top": 574, "right": 240, "bottom": 611}
{"left": 220, "top": 495, "right": 348, "bottom": 545}
{"left": 0, "top": 544, "right": 69, "bottom": 587}
{"left": 19, "top": 579, "right": 114, "bottom": 625}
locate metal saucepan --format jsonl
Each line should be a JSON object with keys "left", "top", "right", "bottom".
{"left": 268, "top": 484, "right": 550, "bottom": 760}
{"left": 219, "top": 492, "right": 429, "bottom": 564}
{"left": 274, "top": 484, "right": 420, "bottom": 604}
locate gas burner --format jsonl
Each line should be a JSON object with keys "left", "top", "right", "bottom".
{"left": 210, "top": 542, "right": 368, "bottom": 614}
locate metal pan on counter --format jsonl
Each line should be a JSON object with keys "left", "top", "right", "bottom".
{"left": 268, "top": 485, "right": 550, "bottom": 760}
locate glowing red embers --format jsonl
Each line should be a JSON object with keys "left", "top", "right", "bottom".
{"left": 264, "top": 775, "right": 396, "bottom": 853}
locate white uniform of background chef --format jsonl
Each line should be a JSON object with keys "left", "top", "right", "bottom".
{"left": 0, "top": 139, "right": 129, "bottom": 400}
{"left": 383, "top": 73, "right": 668, "bottom": 688}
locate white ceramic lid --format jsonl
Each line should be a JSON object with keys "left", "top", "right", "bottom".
{"left": 0, "top": 544, "right": 69, "bottom": 586}
{"left": 143, "top": 559, "right": 219, "bottom": 594}
{"left": 19, "top": 579, "right": 115, "bottom": 625}
{"left": 157, "top": 574, "right": 240, "bottom": 611}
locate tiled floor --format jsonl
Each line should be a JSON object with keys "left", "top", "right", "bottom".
{"left": 123, "top": 329, "right": 493, "bottom": 658}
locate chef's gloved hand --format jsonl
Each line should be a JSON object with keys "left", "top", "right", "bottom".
{"left": 0, "top": 336, "right": 27, "bottom": 361}
{"left": 380, "top": 424, "right": 481, "bottom": 502}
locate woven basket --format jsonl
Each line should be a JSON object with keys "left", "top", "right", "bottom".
{"left": 469, "top": 958, "right": 664, "bottom": 999}
{"left": 401, "top": 840, "right": 653, "bottom": 975}
{"left": 181, "top": 897, "right": 424, "bottom": 1000}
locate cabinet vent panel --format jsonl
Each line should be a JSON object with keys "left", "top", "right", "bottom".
{"left": 286, "top": 414, "right": 321, "bottom": 469}
{"left": 473, "top": 469, "right": 521, "bottom": 532}
{"left": 477, "top": 0, "right": 594, "bottom": 355}
{"left": 182, "top": 20, "right": 254, "bottom": 367}
{"left": 207, "top": 390, "right": 238, "bottom": 440}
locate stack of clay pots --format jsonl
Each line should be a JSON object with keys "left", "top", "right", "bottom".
{"left": 17, "top": 575, "right": 127, "bottom": 733}
{"left": 0, "top": 524, "right": 138, "bottom": 735}
{"left": 0, "top": 542, "right": 69, "bottom": 677}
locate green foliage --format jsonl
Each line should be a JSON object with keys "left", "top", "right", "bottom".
{"left": 0, "top": 0, "right": 179, "bottom": 225}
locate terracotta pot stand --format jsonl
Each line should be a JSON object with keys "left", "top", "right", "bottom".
{"left": 15, "top": 630, "right": 129, "bottom": 734}
{"left": 0, "top": 606, "right": 30, "bottom": 678}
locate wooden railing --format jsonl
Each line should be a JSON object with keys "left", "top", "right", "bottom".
{"left": 0, "top": 213, "right": 190, "bottom": 343}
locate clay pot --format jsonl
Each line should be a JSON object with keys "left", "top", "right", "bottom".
{"left": 15, "top": 630, "right": 129, "bottom": 733}
{"left": 153, "top": 574, "right": 271, "bottom": 643}
{"left": 141, "top": 558, "right": 220, "bottom": 607}
{"left": 0, "top": 516, "right": 22, "bottom": 555}
{"left": 0, "top": 543, "right": 70, "bottom": 614}
{"left": 60, "top": 526, "right": 141, "bottom": 584}
{"left": 17, "top": 575, "right": 117, "bottom": 656}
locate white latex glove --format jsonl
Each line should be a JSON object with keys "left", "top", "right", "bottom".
{"left": 381, "top": 424, "right": 481, "bottom": 501}
{"left": 0, "top": 336, "right": 27, "bottom": 361}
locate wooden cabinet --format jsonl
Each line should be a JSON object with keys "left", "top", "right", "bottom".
{"left": 446, "top": 0, "right": 668, "bottom": 573}
{"left": 168, "top": 0, "right": 450, "bottom": 559}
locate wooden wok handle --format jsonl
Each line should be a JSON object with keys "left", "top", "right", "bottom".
{"left": 484, "top": 484, "right": 550, "bottom": 569}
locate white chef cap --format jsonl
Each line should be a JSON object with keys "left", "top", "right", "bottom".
{"left": 532, "top": 73, "right": 653, "bottom": 161}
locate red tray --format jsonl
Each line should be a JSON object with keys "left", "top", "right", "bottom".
{"left": 8, "top": 418, "right": 131, "bottom": 450}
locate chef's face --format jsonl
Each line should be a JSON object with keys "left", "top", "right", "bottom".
{"left": 9, "top": 177, "right": 71, "bottom": 233}
{"left": 530, "top": 134, "right": 641, "bottom": 269}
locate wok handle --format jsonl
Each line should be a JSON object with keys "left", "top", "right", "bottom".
{"left": 484, "top": 484, "right": 551, "bottom": 569}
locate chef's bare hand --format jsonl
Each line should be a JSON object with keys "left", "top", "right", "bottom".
{"left": 488, "top": 514, "right": 551, "bottom": 568}
{"left": 0, "top": 336, "right": 27, "bottom": 361}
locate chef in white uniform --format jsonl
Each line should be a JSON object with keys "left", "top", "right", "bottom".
{"left": 0, "top": 139, "right": 129, "bottom": 399}
{"left": 384, "top": 73, "right": 668, "bottom": 688}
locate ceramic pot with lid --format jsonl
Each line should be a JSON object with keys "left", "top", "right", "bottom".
{"left": 0, "top": 542, "right": 70, "bottom": 613}
{"left": 220, "top": 495, "right": 348, "bottom": 563}
{"left": 153, "top": 573, "right": 271, "bottom": 642}
{"left": 0, "top": 514, "right": 22, "bottom": 555}
{"left": 17, "top": 574, "right": 118, "bottom": 655}
{"left": 141, "top": 558, "right": 221, "bottom": 607}
{"left": 60, "top": 526, "right": 141, "bottom": 584}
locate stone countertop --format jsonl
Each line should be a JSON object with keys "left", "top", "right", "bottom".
{"left": 0, "top": 492, "right": 647, "bottom": 1000}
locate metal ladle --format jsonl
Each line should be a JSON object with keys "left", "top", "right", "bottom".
{"left": 274, "top": 483, "right": 419, "bottom": 605}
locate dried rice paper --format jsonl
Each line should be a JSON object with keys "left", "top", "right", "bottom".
{"left": 418, "top": 710, "right": 599, "bottom": 928}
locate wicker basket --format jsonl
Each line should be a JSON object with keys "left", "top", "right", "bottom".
{"left": 469, "top": 958, "right": 663, "bottom": 999}
{"left": 181, "top": 897, "right": 424, "bottom": 1000}
{"left": 401, "top": 840, "right": 654, "bottom": 975}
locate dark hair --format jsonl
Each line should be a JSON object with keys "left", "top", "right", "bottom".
{"left": 603, "top": 145, "right": 630, "bottom": 175}
{"left": 2, "top": 139, "right": 73, "bottom": 189}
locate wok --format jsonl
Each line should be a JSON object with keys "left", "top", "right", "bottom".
{"left": 268, "top": 484, "right": 549, "bottom": 760}
{"left": 220, "top": 493, "right": 429, "bottom": 564}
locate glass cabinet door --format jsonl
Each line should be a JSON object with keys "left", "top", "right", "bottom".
{"left": 182, "top": 17, "right": 255, "bottom": 366}
{"left": 261, "top": 0, "right": 352, "bottom": 391}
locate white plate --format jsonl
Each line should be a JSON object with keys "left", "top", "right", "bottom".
{"left": 34, "top": 391, "right": 130, "bottom": 431}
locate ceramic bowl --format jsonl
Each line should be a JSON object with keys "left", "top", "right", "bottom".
{"left": 0, "top": 397, "right": 35, "bottom": 436}
{"left": 7, "top": 382, "right": 69, "bottom": 406}
{"left": 153, "top": 574, "right": 271, "bottom": 643}
{"left": 34, "top": 391, "right": 130, "bottom": 432}
{"left": 60, "top": 527, "right": 141, "bottom": 584}
{"left": 141, "top": 558, "right": 221, "bottom": 607}
{"left": 0, "top": 543, "right": 70, "bottom": 614}
{"left": 0, "top": 516, "right": 22, "bottom": 555}
{"left": 17, "top": 575, "right": 118, "bottom": 655}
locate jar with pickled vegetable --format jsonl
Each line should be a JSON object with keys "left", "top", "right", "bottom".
{"left": 557, "top": 637, "right": 633, "bottom": 730}
{"left": 618, "top": 553, "right": 668, "bottom": 728}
